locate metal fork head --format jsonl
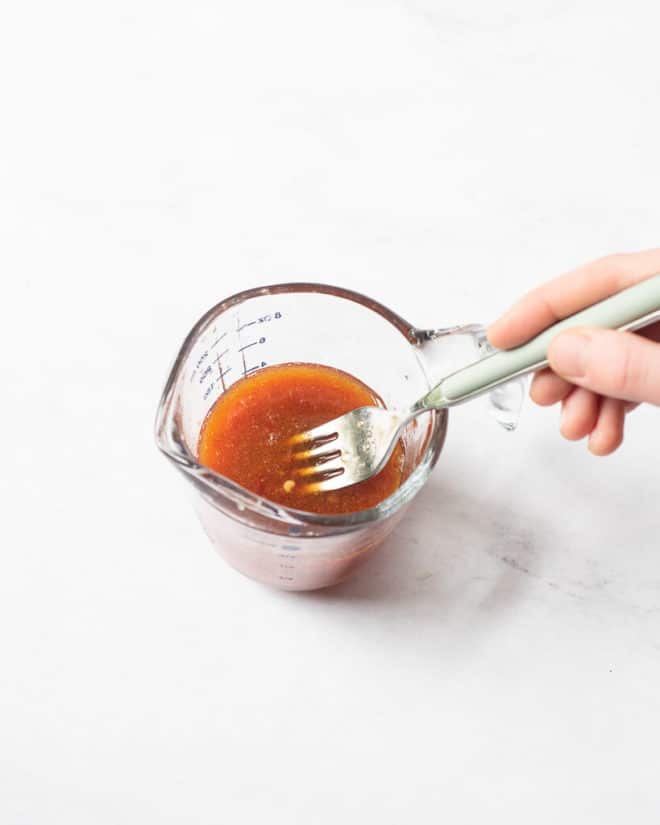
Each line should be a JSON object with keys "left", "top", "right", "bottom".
{"left": 288, "top": 406, "right": 406, "bottom": 492}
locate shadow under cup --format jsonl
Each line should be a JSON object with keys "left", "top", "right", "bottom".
{"left": 155, "top": 284, "right": 447, "bottom": 590}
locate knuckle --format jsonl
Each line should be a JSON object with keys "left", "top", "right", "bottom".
{"left": 593, "top": 252, "right": 651, "bottom": 291}
{"left": 529, "top": 289, "right": 557, "bottom": 324}
{"left": 610, "top": 340, "right": 642, "bottom": 397}
{"left": 592, "top": 253, "right": 629, "bottom": 283}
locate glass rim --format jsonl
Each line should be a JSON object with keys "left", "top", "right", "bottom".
{"left": 154, "top": 282, "right": 448, "bottom": 531}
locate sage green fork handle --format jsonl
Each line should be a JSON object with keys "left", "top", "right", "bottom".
{"left": 426, "top": 274, "right": 660, "bottom": 408}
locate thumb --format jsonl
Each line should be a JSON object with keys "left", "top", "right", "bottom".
{"left": 548, "top": 328, "right": 660, "bottom": 405}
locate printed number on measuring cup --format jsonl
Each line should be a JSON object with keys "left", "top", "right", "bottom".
{"left": 257, "top": 311, "right": 283, "bottom": 324}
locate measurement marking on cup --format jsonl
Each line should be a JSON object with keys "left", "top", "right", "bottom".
{"left": 238, "top": 320, "right": 257, "bottom": 332}
{"left": 210, "top": 332, "right": 228, "bottom": 350}
{"left": 190, "top": 347, "right": 214, "bottom": 383}
{"left": 214, "top": 357, "right": 232, "bottom": 391}
{"left": 235, "top": 313, "right": 248, "bottom": 377}
{"left": 240, "top": 336, "right": 267, "bottom": 352}
{"left": 240, "top": 339, "right": 266, "bottom": 376}
{"left": 210, "top": 342, "right": 230, "bottom": 392}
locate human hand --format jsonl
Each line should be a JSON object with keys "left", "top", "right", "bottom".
{"left": 488, "top": 250, "right": 660, "bottom": 455}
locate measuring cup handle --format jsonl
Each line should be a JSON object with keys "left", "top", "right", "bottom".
{"left": 426, "top": 274, "right": 660, "bottom": 408}
{"left": 414, "top": 322, "right": 526, "bottom": 430}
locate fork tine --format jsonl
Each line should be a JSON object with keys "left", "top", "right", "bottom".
{"left": 289, "top": 432, "right": 340, "bottom": 460}
{"left": 298, "top": 468, "right": 346, "bottom": 493}
{"left": 293, "top": 455, "right": 344, "bottom": 478}
{"left": 301, "top": 468, "right": 351, "bottom": 493}
{"left": 291, "top": 443, "right": 341, "bottom": 461}
{"left": 289, "top": 419, "right": 343, "bottom": 446}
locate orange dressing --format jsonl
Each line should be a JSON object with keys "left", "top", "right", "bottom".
{"left": 197, "top": 363, "right": 404, "bottom": 514}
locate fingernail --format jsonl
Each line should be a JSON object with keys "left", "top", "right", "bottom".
{"left": 548, "top": 331, "right": 590, "bottom": 379}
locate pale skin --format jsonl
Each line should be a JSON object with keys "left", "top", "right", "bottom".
{"left": 487, "top": 249, "right": 660, "bottom": 456}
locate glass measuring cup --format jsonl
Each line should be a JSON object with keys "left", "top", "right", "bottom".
{"left": 155, "top": 284, "right": 521, "bottom": 591}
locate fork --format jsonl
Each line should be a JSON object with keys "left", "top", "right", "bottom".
{"left": 289, "top": 274, "right": 660, "bottom": 492}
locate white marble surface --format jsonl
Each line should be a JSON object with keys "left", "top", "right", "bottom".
{"left": 2, "top": 1, "right": 660, "bottom": 822}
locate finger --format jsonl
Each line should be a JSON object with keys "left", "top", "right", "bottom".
{"left": 548, "top": 328, "right": 660, "bottom": 405}
{"left": 559, "top": 387, "right": 601, "bottom": 441}
{"left": 530, "top": 368, "right": 573, "bottom": 406}
{"left": 488, "top": 249, "right": 660, "bottom": 349}
{"left": 588, "top": 398, "right": 625, "bottom": 456}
